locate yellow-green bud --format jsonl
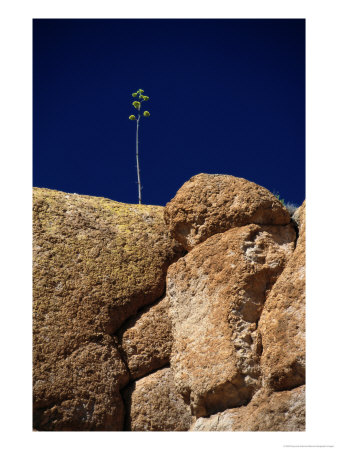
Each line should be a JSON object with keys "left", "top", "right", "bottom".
{"left": 139, "top": 89, "right": 144, "bottom": 93}
{"left": 143, "top": 96, "right": 149, "bottom": 101}
{"left": 129, "top": 115, "right": 136, "bottom": 120}
{"left": 132, "top": 93, "right": 137, "bottom": 97}
{"left": 143, "top": 111, "right": 150, "bottom": 117}
{"left": 132, "top": 101, "right": 141, "bottom": 110}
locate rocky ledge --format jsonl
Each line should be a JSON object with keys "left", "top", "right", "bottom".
{"left": 33, "top": 174, "right": 305, "bottom": 431}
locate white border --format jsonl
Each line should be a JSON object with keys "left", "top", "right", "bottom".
{"left": 1, "top": 1, "right": 337, "bottom": 449}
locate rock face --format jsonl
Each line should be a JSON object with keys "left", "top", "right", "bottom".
{"left": 164, "top": 173, "right": 291, "bottom": 250}
{"left": 191, "top": 385, "right": 305, "bottom": 431}
{"left": 33, "top": 188, "right": 184, "bottom": 430}
{"left": 167, "top": 223, "right": 296, "bottom": 417}
{"left": 124, "top": 367, "right": 192, "bottom": 431}
{"left": 258, "top": 201, "right": 306, "bottom": 391}
{"left": 118, "top": 296, "right": 172, "bottom": 380}
{"left": 33, "top": 176, "right": 305, "bottom": 432}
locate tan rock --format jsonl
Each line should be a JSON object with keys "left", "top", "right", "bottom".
{"left": 190, "top": 385, "right": 305, "bottom": 431}
{"left": 33, "top": 335, "right": 128, "bottom": 430}
{"left": 33, "top": 187, "right": 184, "bottom": 335}
{"left": 292, "top": 200, "right": 306, "bottom": 230}
{"left": 164, "top": 173, "right": 290, "bottom": 250}
{"left": 167, "top": 224, "right": 296, "bottom": 417}
{"left": 258, "top": 201, "right": 306, "bottom": 391}
{"left": 124, "top": 367, "right": 192, "bottom": 431}
{"left": 33, "top": 188, "right": 184, "bottom": 430}
{"left": 118, "top": 296, "right": 172, "bottom": 380}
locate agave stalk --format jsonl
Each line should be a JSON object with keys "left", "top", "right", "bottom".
{"left": 136, "top": 115, "right": 141, "bottom": 204}
{"left": 129, "top": 89, "right": 150, "bottom": 205}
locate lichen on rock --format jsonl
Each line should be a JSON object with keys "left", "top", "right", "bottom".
{"left": 33, "top": 187, "right": 184, "bottom": 430}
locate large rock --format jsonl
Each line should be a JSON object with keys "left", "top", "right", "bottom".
{"left": 164, "top": 173, "right": 290, "bottom": 250}
{"left": 258, "top": 201, "right": 306, "bottom": 391}
{"left": 33, "top": 188, "right": 184, "bottom": 430}
{"left": 191, "top": 385, "right": 305, "bottom": 431}
{"left": 118, "top": 296, "right": 172, "bottom": 380}
{"left": 123, "top": 367, "right": 192, "bottom": 431}
{"left": 167, "top": 223, "right": 296, "bottom": 417}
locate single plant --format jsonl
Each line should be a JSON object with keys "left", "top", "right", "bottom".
{"left": 129, "top": 89, "right": 150, "bottom": 204}
{"left": 275, "top": 193, "right": 286, "bottom": 206}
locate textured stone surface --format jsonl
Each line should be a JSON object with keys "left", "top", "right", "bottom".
{"left": 124, "top": 367, "right": 192, "bottom": 431}
{"left": 167, "top": 223, "right": 296, "bottom": 417}
{"left": 191, "top": 385, "right": 305, "bottom": 431}
{"left": 258, "top": 201, "right": 306, "bottom": 391}
{"left": 164, "top": 173, "right": 290, "bottom": 250}
{"left": 33, "top": 188, "right": 184, "bottom": 430}
{"left": 118, "top": 296, "right": 172, "bottom": 380}
{"left": 33, "top": 178, "right": 306, "bottom": 432}
{"left": 33, "top": 335, "right": 128, "bottom": 430}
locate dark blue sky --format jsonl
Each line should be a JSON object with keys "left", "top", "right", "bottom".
{"left": 33, "top": 19, "right": 305, "bottom": 206}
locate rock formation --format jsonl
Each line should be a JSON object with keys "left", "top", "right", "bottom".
{"left": 190, "top": 385, "right": 305, "bottom": 431}
{"left": 33, "top": 188, "right": 184, "bottom": 430}
{"left": 166, "top": 223, "right": 296, "bottom": 418}
{"left": 118, "top": 296, "right": 172, "bottom": 380}
{"left": 33, "top": 175, "right": 305, "bottom": 431}
{"left": 164, "top": 173, "right": 290, "bottom": 250}
{"left": 258, "top": 201, "right": 306, "bottom": 391}
{"left": 123, "top": 367, "right": 192, "bottom": 431}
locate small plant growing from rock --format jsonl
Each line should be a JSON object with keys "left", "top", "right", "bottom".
{"left": 275, "top": 193, "right": 286, "bottom": 206}
{"left": 274, "top": 191, "right": 299, "bottom": 216}
{"left": 129, "top": 89, "right": 150, "bottom": 204}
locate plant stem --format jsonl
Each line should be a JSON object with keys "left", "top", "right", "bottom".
{"left": 136, "top": 115, "right": 142, "bottom": 204}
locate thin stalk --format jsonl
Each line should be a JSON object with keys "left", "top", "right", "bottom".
{"left": 136, "top": 114, "right": 142, "bottom": 204}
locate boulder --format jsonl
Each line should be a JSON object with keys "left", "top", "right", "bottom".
{"left": 167, "top": 223, "right": 296, "bottom": 417}
{"left": 123, "top": 367, "right": 192, "bottom": 431}
{"left": 191, "top": 385, "right": 305, "bottom": 431}
{"left": 258, "top": 201, "right": 306, "bottom": 391}
{"left": 164, "top": 173, "right": 290, "bottom": 250}
{"left": 33, "top": 188, "right": 184, "bottom": 430}
{"left": 118, "top": 296, "right": 172, "bottom": 380}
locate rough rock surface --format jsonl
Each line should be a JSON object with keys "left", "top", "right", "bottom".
{"left": 258, "top": 201, "right": 306, "bottom": 391}
{"left": 33, "top": 176, "right": 305, "bottom": 432}
{"left": 164, "top": 173, "right": 291, "bottom": 250}
{"left": 167, "top": 223, "right": 296, "bottom": 417}
{"left": 190, "top": 385, "right": 305, "bottom": 431}
{"left": 33, "top": 335, "right": 128, "bottom": 431}
{"left": 33, "top": 188, "right": 184, "bottom": 430}
{"left": 124, "top": 367, "right": 192, "bottom": 431}
{"left": 118, "top": 296, "right": 172, "bottom": 380}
